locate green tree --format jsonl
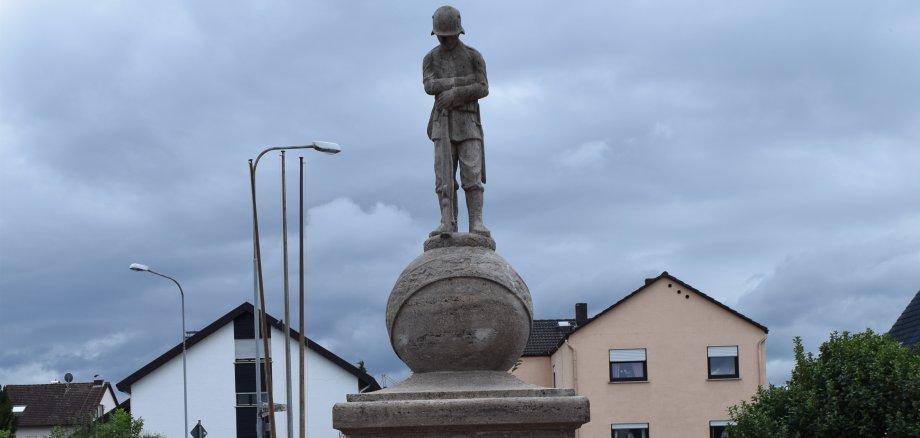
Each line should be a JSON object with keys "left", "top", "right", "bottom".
{"left": 729, "top": 329, "right": 920, "bottom": 437}
{"left": 49, "top": 426, "right": 69, "bottom": 438}
{"left": 67, "top": 408, "right": 164, "bottom": 438}
{"left": 0, "top": 385, "right": 15, "bottom": 433}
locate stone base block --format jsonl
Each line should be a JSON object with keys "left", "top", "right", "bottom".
{"left": 333, "top": 371, "right": 590, "bottom": 437}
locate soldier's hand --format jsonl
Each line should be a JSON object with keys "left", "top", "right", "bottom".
{"left": 435, "top": 89, "right": 457, "bottom": 110}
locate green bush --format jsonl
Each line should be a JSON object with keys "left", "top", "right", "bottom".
{"left": 730, "top": 330, "right": 920, "bottom": 437}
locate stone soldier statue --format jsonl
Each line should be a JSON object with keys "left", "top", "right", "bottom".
{"left": 423, "top": 5, "right": 490, "bottom": 237}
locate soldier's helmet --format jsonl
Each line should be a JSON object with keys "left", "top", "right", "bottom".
{"left": 431, "top": 5, "right": 465, "bottom": 36}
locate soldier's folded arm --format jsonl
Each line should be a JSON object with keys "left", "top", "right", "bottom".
{"left": 452, "top": 81, "right": 488, "bottom": 102}
{"left": 424, "top": 75, "right": 476, "bottom": 96}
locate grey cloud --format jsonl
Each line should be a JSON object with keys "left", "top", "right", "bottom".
{"left": 2, "top": 0, "right": 919, "bottom": 390}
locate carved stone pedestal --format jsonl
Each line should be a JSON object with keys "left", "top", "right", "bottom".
{"left": 334, "top": 371, "right": 589, "bottom": 437}
{"left": 333, "top": 234, "right": 589, "bottom": 437}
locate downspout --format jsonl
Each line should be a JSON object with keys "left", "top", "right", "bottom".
{"left": 756, "top": 333, "right": 768, "bottom": 387}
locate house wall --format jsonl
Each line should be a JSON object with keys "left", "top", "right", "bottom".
{"left": 515, "top": 356, "right": 552, "bottom": 388}
{"left": 14, "top": 426, "right": 54, "bottom": 438}
{"left": 551, "top": 340, "right": 576, "bottom": 390}
{"left": 561, "top": 278, "right": 767, "bottom": 438}
{"left": 131, "top": 323, "right": 237, "bottom": 438}
{"left": 269, "top": 329, "right": 361, "bottom": 438}
{"left": 129, "top": 321, "right": 362, "bottom": 438}
{"left": 101, "top": 387, "right": 118, "bottom": 415}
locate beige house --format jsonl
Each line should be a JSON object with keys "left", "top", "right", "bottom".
{"left": 513, "top": 272, "right": 768, "bottom": 438}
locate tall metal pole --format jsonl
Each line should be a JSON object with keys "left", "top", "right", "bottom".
{"left": 135, "top": 268, "right": 188, "bottom": 438}
{"left": 178, "top": 282, "right": 188, "bottom": 438}
{"left": 250, "top": 160, "right": 278, "bottom": 438}
{"left": 250, "top": 143, "right": 340, "bottom": 438}
{"left": 281, "top": 152, "right": 295, "bottom": 438}
{"left": 298, "top": 156, "right": 307, "bottom": 438}
{"left": 249, "top": 161, "right": 265, "bottom": 438}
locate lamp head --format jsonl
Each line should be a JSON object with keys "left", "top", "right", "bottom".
{"left": 311, "top": 141, "right": 341, "bottom": 155}
{"left": 129, "top": 263, "right": 150, "bottom": 272}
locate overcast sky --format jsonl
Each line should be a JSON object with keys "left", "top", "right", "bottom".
{"left": 2, "top": 1, "right": 919, "bottom": 395}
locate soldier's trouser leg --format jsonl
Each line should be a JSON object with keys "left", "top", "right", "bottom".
{"left": 430, "top": 137, "right": 458, "bottom": 236}
{"left": 457, "top": 139, "right": 489, "bottom": 236}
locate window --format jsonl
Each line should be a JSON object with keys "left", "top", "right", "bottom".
{"left": 236, "top": 392, "right": 269, "bottom": 407}
{"left": 612, "top": 423, "right": 649, "bottom": 438}
{"left": 235, "top": 361, "right": 269, "bottom": 393}
{"left": 12, "top": 405, "right": 25, "bottom": 416}
{"left": 708, "top": 346, "right": 739, "bottom": 379}
{"left": 96, "top": 404, "right": 104, "bottom": 418}
{"left": 710, "top": 420, "right": 735, "bottom": 437}
{"left": 609, "top": 348, "right": 647, "bottom": 382}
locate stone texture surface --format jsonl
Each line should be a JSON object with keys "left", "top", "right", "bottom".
{"left": 424, "top": 232, "right": 496, "bottom": 251}
{"left": 387, "top": 235, "right": 532, "bottom": 372}
{"left": 333, "top": 396, "right": 589, "bottom": 437}
{"left": 334, "top": 371, "right": 590, "bottom": 437}
{"left": 348, "top": 371, "right": 574, "bottom": 401}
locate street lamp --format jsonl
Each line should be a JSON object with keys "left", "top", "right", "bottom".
{"left": 249, "top": 141, "right": 341, "bottom": 438}
{"left": 253, "top": 141, "right": 341, "bottom": 168}
{"left": 129, "top": 263, "right": 188, "bottom": 438}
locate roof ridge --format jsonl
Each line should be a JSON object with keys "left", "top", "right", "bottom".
{"left": 522, "top": 272, "right": 768, "bottom": 357}
{"left": 116, "top": 302, "right": 380, "bottom": 393}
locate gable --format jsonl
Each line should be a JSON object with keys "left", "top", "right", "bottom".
{"left": 574, "top": 272, "right": 768, "bottom": 337}
{"left": 524, "top": 272, "right": 768, "bottom": 356}
{"left": 116, "top": 302, "right": 380, "bottom": 393}
{"left": 574, "top": 276, "right": 765, "bottom": 343}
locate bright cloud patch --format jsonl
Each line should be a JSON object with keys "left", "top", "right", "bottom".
{"left": 558, "top": 140, "right": 611, "bottom": 169}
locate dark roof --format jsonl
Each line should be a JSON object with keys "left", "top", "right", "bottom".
{"left": 116, "top": 302, "right": 380, "bottom": 393}
{"left": 522, "top": 272, "right": 769, "bottom": 357}
{"left": 523, "top": 319, "right": 576, "bottom": 356}
{"left": 889, "top": 289, "right": 920, "bottom": 348}
{"left": 6, "top": 382, "right": 116, "bottom": 427}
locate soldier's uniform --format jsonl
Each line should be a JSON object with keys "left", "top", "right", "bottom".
{"left": 423, "top": 6, "right": 490, "bottom": 236}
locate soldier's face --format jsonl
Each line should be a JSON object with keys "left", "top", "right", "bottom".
{"left": 437, "top": 35, "right": 459, "bottom": 50}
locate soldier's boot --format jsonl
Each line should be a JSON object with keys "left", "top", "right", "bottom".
{"left": 429, "top": 194, "right": 457, "bottom": 237}
{"left": 466, "top": 190, "right": 491, "bottom": 237}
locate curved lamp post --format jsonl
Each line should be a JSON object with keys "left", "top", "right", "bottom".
{"left": 249, "top": 141, "right": 340, "bottom": 438}
{"left": 129, "top": 263, "right": 188, "bottom": 438}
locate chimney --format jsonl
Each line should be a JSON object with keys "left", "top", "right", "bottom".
{"left": 575, "top": 303, "right": 588, "bottom": 327}
{"left": 93, "top": 375, "right": 104, "bottom": 387}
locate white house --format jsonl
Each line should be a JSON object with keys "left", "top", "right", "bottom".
{"left": 116, "top": 302, "right": 379, "bottom": 438}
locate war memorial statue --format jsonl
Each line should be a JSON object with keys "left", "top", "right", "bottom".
{"left": 424, "top": 5, "right": 490, "bottom": 237}
{"left": 333, "top": 7, "right": 590, "bottom": 437}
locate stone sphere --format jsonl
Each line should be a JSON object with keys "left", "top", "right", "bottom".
{"left": 386, "top": 234, "right": 533, "bottom": 373}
